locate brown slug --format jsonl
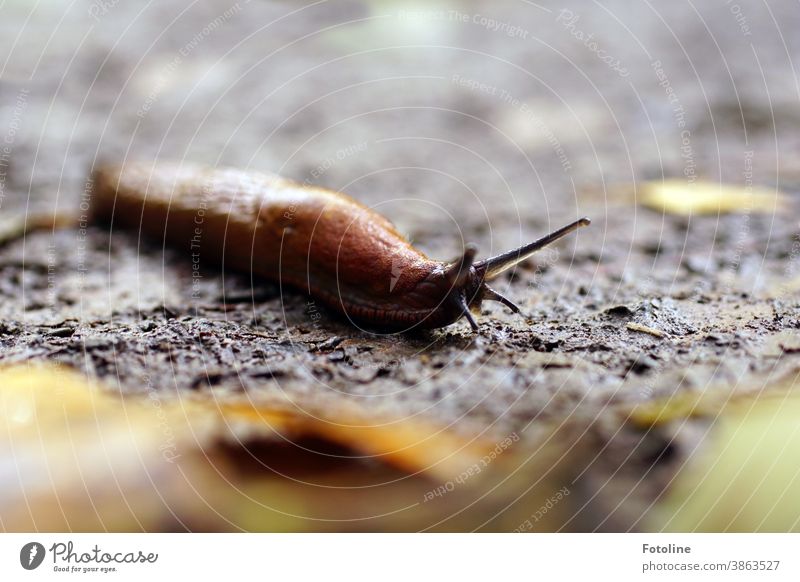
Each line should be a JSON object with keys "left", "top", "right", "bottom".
{"left": 90, "top": 162, "right": 589, "bottom": 331}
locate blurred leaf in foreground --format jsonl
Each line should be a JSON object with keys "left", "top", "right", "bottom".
{"left": 0, "top": 364, "right": 502, "bottom": 531}
{"left": 3, "top": 364, "right": 674, "bottom": 532}
{"left": 646, "top": 392, "right": 800, "bottom": 532}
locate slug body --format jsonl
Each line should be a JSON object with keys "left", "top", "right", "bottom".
{"left": 91, "top": 162, "right": 589, "bottom": 331}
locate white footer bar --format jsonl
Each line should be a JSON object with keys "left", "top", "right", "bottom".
{"left": 1, "top": 533, "right": 796, "bottom": 581}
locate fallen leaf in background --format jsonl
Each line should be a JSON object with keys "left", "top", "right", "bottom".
{"left": 0, "top": 213, "right": 67, "bottom": 247}
{"left": 629, "top": 389, "right": 729, "bottom": 428}
{"left": 639, "top": 179, "right": 787, "bottom": 216}
{"left": 0, "top": 215, "right": 30, "bottom": 246}
{"left": 647, "top": 393, "right": 800, "bottom": 532}
{"left": 322, "top": 1, "right": 453, "bottom": 50}
{"left": 628, "top": 365, "right": 799, "bottom": 429}
{"left": 764, "top": 275, "right": 800, "bottom": 299}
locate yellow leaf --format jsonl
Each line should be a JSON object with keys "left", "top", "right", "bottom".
{"left": 215, "top": 399, "right": 487, "bottom": 478}
{"left": 0, "top": 364, "right": 206, "bottom": 530}
{"left": 640, "top": 180, "right": 786, "bottom": 215}
{"left": 649, "top": 394, "right": 800, "bottom": 532}
{"left": 0, "top": 364, "right": 490, "bottom": 530}
{"left": 629, "top": 389, "right": 731, "bottom": 427}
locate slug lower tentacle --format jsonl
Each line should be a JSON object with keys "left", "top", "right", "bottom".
{"left": 90, "top": 162, "right": 589, "bottom": 331}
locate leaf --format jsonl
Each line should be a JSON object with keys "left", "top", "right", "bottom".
{"left": 0, "top": 364, "right": 490, "bottom": 530}
{"left": 629, "top": 389, "right": 729, "bottom": 427}
{"left": 215, "top": 400, "right": 490, "bottom": 478}
{"left": 3, "top": 364, "right": 648, "bottom": 532}
{"left": 640, "top": 179, "right": 787, "bottom": 216}
{"left": 1, "top": 365, "right": 186, "bottom": 530}
{"left": 648, "top": 394, "right": 800, "bottom": 532}
{"left": 0, "top": 212, "right": 74, "bottom": 247}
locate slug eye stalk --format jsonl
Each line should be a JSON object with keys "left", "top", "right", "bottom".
{"left": 474, "top": 217, "right": 591, "bottom": 281}
{"left": 444, "top": 243, "right": 478, "bottom": 288}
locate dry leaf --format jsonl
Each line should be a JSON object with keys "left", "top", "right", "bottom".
{"left": 629, "top": 389, "right": 729, "bottom": 427}
{"left": 0, "top": 364, "right": 209, "bottom": 530}
{"left": 628, "top": 364, "right": 800, "bottom": 428}
{"left": 648, "top": 394, "right": 800, "bottom": 531}
{"left": 640, "top": 179, "right": 787, "bottom": 216}
{"left": 631, "top": 369, "right": 800, "bottom": 531}
{"left": 0, "top": 364, "right": 492, "bottom": 530}
{"left": 0, "top": 212, "right": 74, "bottom": 246}
{"left": 3, "top": 364, "right": 648, "bottom": 532}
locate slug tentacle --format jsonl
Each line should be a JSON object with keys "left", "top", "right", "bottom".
{"left": 455, "top": 291, "right": 479, "bottom": 332}
{"left": 473, "top": 217, "right": 590, "bottom": 281}
{"left": 444, "top": 243, "right": 478, "bottom": 288}
{"left": 481, "top": 285, "right": 521, "bottom": 314}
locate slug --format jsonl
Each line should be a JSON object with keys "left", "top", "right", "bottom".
{"left": 90, "top": 162, "right": 589, "bottom": 331}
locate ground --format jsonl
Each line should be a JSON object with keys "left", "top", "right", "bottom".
{"left": 1, "top": 0, "right": 799, "bottom": 531}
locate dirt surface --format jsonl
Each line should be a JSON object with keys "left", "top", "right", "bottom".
{"left": 1, "top": 0, "right": 800, "bottom": 530}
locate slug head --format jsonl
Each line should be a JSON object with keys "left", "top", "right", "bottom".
{"left": 433, "top": 218, "right": 591, "bottom": 331}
